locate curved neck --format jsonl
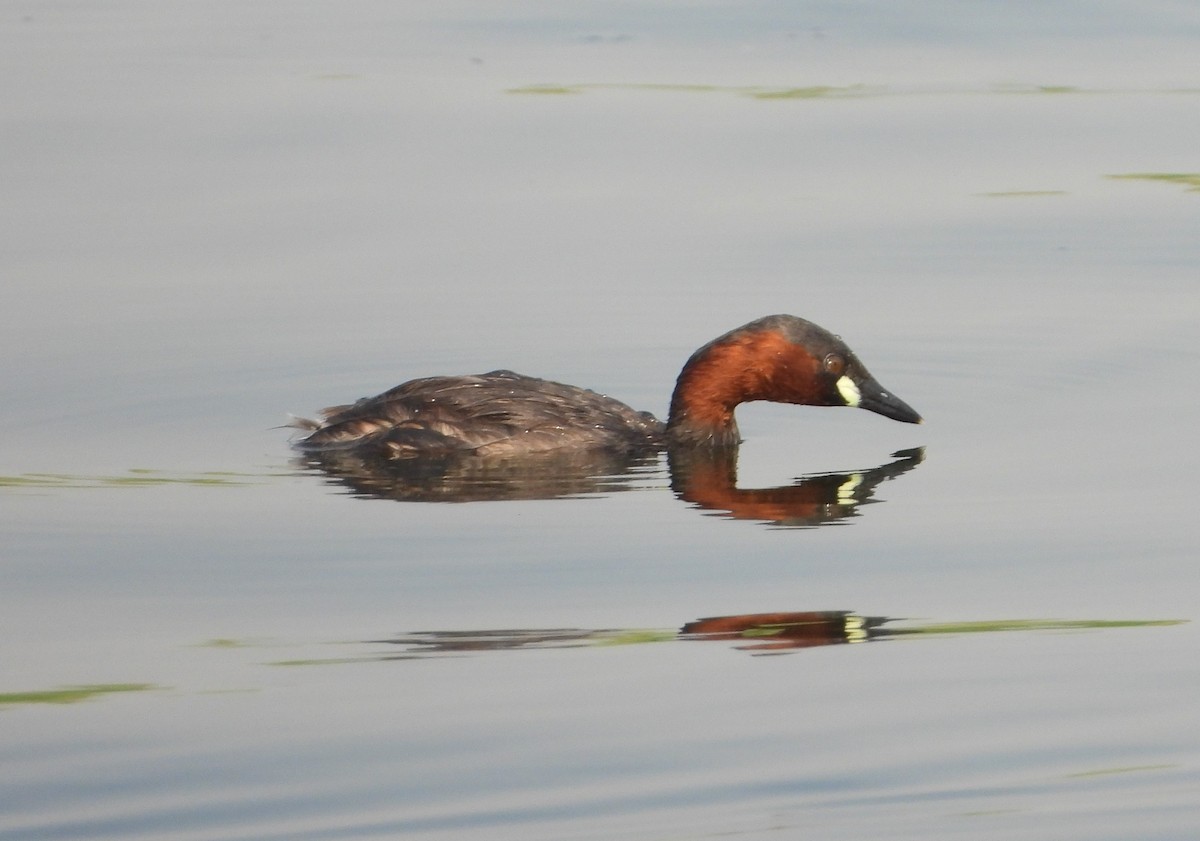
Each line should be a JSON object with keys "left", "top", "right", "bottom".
{"left": 666, "top": 331, "right": 792, "bottom": 447}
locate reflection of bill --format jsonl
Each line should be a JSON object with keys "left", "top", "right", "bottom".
{"left": 680, "top": 611, "right": 886, "bottom": 651}
{"left": 295, "top": 446, "right": 923, "bottom": 528}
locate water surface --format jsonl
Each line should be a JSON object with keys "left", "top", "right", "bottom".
{"left": 2, "top": 2, "right": 1199, "bottom": 839}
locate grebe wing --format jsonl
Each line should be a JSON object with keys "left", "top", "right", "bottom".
{"left": 293, "top": 374, "right": 500, "bottom": 454}
{"left": 295, "top": 371, "right": 663, "bottom": 456}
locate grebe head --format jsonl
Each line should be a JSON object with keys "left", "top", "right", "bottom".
{"left": 667, "top": 314, "right": 922, "bottom": 446}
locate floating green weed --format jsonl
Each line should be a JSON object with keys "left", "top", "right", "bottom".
{"left": 196, "top": 638, "right": 252, "bottom": 648}
{"left": 507, "top": 83, "right": 871, "bottom": 100}
{"left": 594, "top": 630, "right": 675, "bottom": 646}
{"left": 1, "top": 470, "right": 274, "bottom": 490}
{"left": 0, "top": 684, "right": 159, "bottom": 706}
{"left": 508, "top": 83, "right": 1200, "bottom": 101}
{"left": 891, "top": 618, "right": 1185, "bottom": 636}
{"left": 269, "top": 657, "right": 380, "bottom": 667}
{"left": 1065, "top": 764, "right": 1176, "bottom": 778}
{"left": 749, "top": 85, "right": 868, "bottom": 100}
{"left": 992, "top": 83, "right": 1089, "bottom": 95}
{"left": 507, "top": 84, "right": 583, "bottom": 95}
{"left": 1107, "top": 172, "right": 1200, "bottom": 192}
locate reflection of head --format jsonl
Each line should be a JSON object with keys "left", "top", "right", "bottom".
{"left": 669, "top": 447, "right": 924, "bottom": 527}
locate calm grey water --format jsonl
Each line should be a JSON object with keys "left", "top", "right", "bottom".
{"left": 3, "top": 3, "right": 1199, "bottom": 839}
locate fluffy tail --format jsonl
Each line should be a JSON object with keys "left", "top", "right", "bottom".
{"left": 284, "top": 414, "right": 322, "bottom": 432}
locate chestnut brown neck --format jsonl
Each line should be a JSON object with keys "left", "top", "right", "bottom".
{"left": 666, "top": 328, "right": 823, "bottom": 448}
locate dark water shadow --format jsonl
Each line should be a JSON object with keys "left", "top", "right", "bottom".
{"left": 294, "top": 448, "right": 663, "bottom": 502}
{"left": 294, "top": 447, "right": 924, "bottom": 528}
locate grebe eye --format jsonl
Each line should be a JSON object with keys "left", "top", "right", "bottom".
{"left": 823, "top": 353, "right": 845, "bottom": 376}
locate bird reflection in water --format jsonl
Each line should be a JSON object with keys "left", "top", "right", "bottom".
{"left": 294, "top": 446, "right": 923, "bottom": 528}
{"left": 376, "top": 611, "right": 888, "bottom": 658}
{"left": 669, "top": 446, "right": 922, "bottom": 526}
{"left": 353, "top": 613, "right": 1182, "bottom": 661}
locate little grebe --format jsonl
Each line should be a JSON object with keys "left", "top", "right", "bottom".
{"left": 291, "top": 314, "right": 921, "bottom": 458}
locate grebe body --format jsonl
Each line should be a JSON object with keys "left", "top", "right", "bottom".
{"left": 291, "top": 315, "right": 921, "bottom": 458}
